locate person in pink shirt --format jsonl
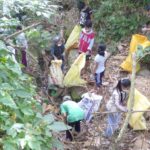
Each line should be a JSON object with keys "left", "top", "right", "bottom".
{"left": 79, "top": 20, "right": 95, "bottom": 73}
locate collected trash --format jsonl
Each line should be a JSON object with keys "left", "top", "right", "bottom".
{"left": 128, "top": 89, "right": 150, "bottom": 130}
{"left": 48, "top": 60, "right": 64, "bottom": 87}
{"left": 78, "top": 92, "right": 103, "bottom": 122}
{"left": 65, "top": 25, "right": 81, "bottom": 52}
{"left": 63, "top": 53, "right": 87, "bottom": 87}
{"left": 121, "top": 34, "right": 150, "bottom": 72}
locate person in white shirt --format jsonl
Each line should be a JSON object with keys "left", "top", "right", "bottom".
{"left": 93, "top": 44, "right": 106, "bottom": 91}
{"left": 105, "top": 78, "right": 131, "bottom": 137}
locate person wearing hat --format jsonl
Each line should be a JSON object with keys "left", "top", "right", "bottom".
{"left": 50, "top": 35, "right": 65, "bottom": 70}
{"left": 60, "top": 95, "right": 84, "bottom": 141}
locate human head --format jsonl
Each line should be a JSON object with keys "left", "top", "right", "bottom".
{"left": 78, "top": 1, "right": 85, "bottom": 11}
{"left": 98, "top": 44, "right": 106, "bottom": 56}
{"left": 63, "top": 95, "right": 72, "bottom": 102}
{"left": 116, "top": 78, "right": 131, "bottom": 92}
{"left": 146, "top": 5, "right": 150, "bottom": 16}
{"left": 53, "top": 35, "right": 62, "bottom": 46}
{"left": 84, "top": 20, "right": 92, "bottom": 32}
{"left": 16, "top": 25, "right": 22, "bottom": 30}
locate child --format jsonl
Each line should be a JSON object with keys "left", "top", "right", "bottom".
{"left": 60, "top": 95, "right": 84, "bottom": 141}
{"left": 105, "top": 79, "right": 131, "bottom": 137}
{"left": 50, "top": 35, "right": 65, "bottom": 70}
{"left": 78, "top": 1, "right": 92, "bottom": 27}
{"left": 79, "top": 20, "right": 95, "bottom": 73}
{"left": 93, "top": 44, "right": 106, "bottom": 91}
{"left": 16, "top": 25, "right": 28, "bottom": 67}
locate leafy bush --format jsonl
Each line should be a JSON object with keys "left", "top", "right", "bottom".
{"left": 89, "top": 0, "right": 149, "bottom": 52}
{"left": 136, "top": 45, "right": 150, "bottom": 65}
{"left": 0, "top": 41, "right": 69, "bottom": 150}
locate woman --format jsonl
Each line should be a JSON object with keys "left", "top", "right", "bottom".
{"left": 105, "top": 78, "right": 131, "bottom": 137}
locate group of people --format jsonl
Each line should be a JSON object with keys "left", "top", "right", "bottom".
{"left": 55, "top": 1, "right": 132, "bottom": 141}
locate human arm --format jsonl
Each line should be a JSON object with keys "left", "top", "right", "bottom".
{"left": 87, "top": 38, "right": 94, "bottom": 54}
{"left": 93, "top": 61, "right": 98, "bottom": 74}
{"left": 50, "top": 46, "right": 57, "bottom": 59}
{"left": 142, "top": 27, "right": 150, "bottom": 32}
{"left": 114, "top": 91, "right": 128, "bottom": 112}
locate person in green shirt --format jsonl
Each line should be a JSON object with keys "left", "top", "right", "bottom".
{"left": 60, "top": 95, "right": 84, "bottom": 141}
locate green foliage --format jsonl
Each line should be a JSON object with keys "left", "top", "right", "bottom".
{"left": 136, "top": 45, "right": 150, "bottom": 64}
{"left": 26, "top": 28, "right": 53, "bottom": 56}
{"left": 0, "top": 41, "right": 69, "bottom": 150}
{"left": 89, "top": 0, "right": 149, "bottom": 52}
{"left": 1, "top": 0, "right": 58, "bottom": 21}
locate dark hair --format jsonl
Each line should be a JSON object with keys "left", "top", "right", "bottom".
{"left": 16, "top": 25, "right": 22, "bottom": 30}
{"left": 85, "top": 20, "right": 92, "bottom": 28}
{"left": 116, "top": 79, "right": 131, "bottom": 103}
{"left": 145, "top": 5, "right": 150, "bottom": 11}
{"left": 78, "top": 1, "right": 85, "bottom": 11}
{"left": 98, "top": 50, "right": 105, "bottom": 56}
{"left": 98, "top": 44, "right": 106, "bottom": 51}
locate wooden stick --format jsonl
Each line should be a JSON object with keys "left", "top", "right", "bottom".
{"left": 93, "top": 110, "right": 150, "bottom": 115}
{"left": 4, "top": 22, "right": 42, "bottom": 40}
{"left": 116, "top": 53, "right": 136, "bottom": 143}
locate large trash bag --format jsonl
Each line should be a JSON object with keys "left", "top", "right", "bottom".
{"left": 121, "top": 34, "right": 150, "bottom": 72}
{"left": 48, "top": 60, "right": 64, "bottom": 87}
{"left": 128, "top": 89, "right": 150, "bottom": 130}
{"left": 65, "top": 25, "right": 81, "bottom": 52}
{"left": 63, "top": 53, "right": 87, "bottom": 87}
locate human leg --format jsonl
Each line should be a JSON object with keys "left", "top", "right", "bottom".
{"left": 66, "top": 122, "right": 75, "bottom": 141}
{"left": 21, "top": 48, "right": 27, "bottom": 67}
{"left": 105, "top": 113, "right": 121, "bottom": 137}
{"left": 74, "top": 121, "right": 81, "bottom": 133}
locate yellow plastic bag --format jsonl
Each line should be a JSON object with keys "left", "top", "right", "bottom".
{"left": 48, "top": 60, "right": 64, "bottom": 87}
{"left": 129, "top": 34, "right": 148, "bottom": 52}
{"left": 121, "top": 34, "right": 150, "bottom": 72}
{"left": 65, "top": 25, "right": 81, "bottom": 52}
{"left": 128, "top": 89, "right": 150, "bottom": 130}
{"left": 63, "top": 53, "right": 87, "bottom": 87}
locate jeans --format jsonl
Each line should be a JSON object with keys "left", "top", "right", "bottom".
{"left": 105, "top": 112, "right": 121, "bottom": 137}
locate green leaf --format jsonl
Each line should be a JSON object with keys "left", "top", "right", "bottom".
{"left": 15, "top": 89, "right": 32, "bottom": 98}
{"left": 43, "top": 114, "right": 55, "bottom": 124}
{"left": 0, "top": 94, "right": 17, "bottom": 109}
{"left": 51, "top": 138, "right": 64, "bottom": 150}
{"left": 28, "top": 140, "right": 41, "bottom": 150}
{"left": 49, "top": 122, "right": 72, "bottom": 132}
{"left": 21, "top": 107, "right": 34, "bottom": 116}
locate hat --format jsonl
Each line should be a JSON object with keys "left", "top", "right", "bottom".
{"left": 53, "top": 35, "right": 61, "bottom": 43}
{"left": 63, "top": 95, "right": 72, "bottom": 101}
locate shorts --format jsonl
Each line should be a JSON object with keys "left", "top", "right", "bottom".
{"left": 95, "top": 71, "right": 104, "bottom": 87}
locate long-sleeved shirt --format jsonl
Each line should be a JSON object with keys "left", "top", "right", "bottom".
{"left": 79, "top": 28, "right": 95, "bottom": 54}
{"left": 16, "top": 32, "right": 28, "bottom": 49}
{"left": 106, "top": 89, "right": 127, "bottom": 112}
{"left": 50, "top": 44, "right": 64, "bottom": 60}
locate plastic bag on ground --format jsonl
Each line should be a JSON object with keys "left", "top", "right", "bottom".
{"left": 78, "top": 92, "right": 103, "bottom": 122}
{"left": 121, "top": 34, "right": 150, "bottom": 72}
{"left": 65, "top": 25, "right": 81, "bottom": 52}
{"left": 63, "top": 53, "right": 87, "bottom": 87}
{"left": 48, "top": 60, "right": 64, "bottom": 87}
{"left": 128, "top": 89, "right": 150, "bottom": 130}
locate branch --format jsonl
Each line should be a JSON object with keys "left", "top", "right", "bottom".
{"left": 116, "top": 53, "right": 136, "bottom": 143}
{"left": 93, "top": 110, "right": 150, "bottom": 115}
{"left": 4, "top": 22, "right": 42, "bottom": 40}
{"left": 137, "top": 51, "right": 150, "bottom": 63}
